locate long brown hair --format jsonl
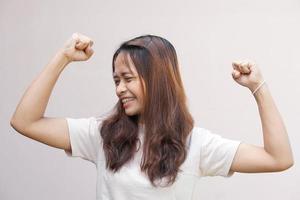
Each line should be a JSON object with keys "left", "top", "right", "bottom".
{"left": 100, "top": 35, "right": 194, "bottom": 187}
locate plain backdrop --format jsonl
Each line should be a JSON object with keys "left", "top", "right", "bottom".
{"left": 1, "top": 0, "right": 299, "bottom": 199}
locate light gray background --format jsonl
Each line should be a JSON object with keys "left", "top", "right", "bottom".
{"left": 1, "top": 0, "right": 299, "bottom": 199}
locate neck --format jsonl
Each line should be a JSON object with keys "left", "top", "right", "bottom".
{"left": 138, "top": 115, "right": 144, "bottom": 126}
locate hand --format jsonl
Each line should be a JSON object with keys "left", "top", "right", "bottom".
{"left": 231, "top": 60, "right": 265, "bottom": 93}
{"left": 59, "top": 32, "right": 94, "bottom": 63}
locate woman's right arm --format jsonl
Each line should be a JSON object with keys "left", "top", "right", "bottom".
{"left": 10, "top": 33, "right": 94, "bottom": 152}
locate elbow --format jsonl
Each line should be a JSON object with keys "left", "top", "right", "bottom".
{"left": 275, "top": 159, "right": 294, "bottom": 172}
{"left": 10, "top": 117, "right": 39, "bottom": 135}
{"left": 10, "top": 117, "right": 19, "bottom": 132}
{"left": 285, "top": 159, "right": 294, "bottom": 169}
{"left": 10, "top": 117, "right": 24, "bottom": 133}
{"left": 10, "top": 117, "right": 17, "bottom": 129}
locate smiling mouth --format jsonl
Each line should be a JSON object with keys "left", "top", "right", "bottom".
{"left": 122, "top": 98, "right": 135, "bottom": 108}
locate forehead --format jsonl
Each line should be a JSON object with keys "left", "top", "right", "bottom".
{"left": 113, "top": 51, "right": 138, "bottom": 78}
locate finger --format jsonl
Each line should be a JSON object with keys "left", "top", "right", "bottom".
{"left": 84, "top": 44, "right": 94, "bottom": 57}
{"left": 248, "top": 61, "right": 256, "bottom": 71}
{"left": 89, "top": 40, "right": 94, "bottom": 47}
{"left": 240, "top": 62, "right": 251, "bottom": 74}
{"left": 233, "top": 60, "right": 242, "bottom": 66}
{"left": 77, "top": 33, "right": 93, "bottom": 46}
{"left": 246, "top": 62, "right": 252, "bottom": 73}
{"left": 84, "top": 39, "right": 93, "bottom": 48}
{"left": 234, "top": 63, "right": 243, "bottom": 73}
{"left": 79, "top": 39, "right": 93, "bottom": 48}
{"left": 75, "top": 41, "right": 84, "bottom": 49}
{"left": 232, "top": 62, "right": 238, "bottom": 70}
{"left": 240, "top": 61, "right": 249, "bottom": 68}
{"left": 75, "top": 41, "right": 89, "bottom": 50}
{"left": 232, "top": 69, "right": 241, "bottom": 79}
{"left": 68, "top": 33, "right": 79, "bottom": 48}
{"left": 232, "top": 61, "right": 240, "bottom": 71}
{"left": 238, "top": 60, "right": 251, "bottom": 72}
{"left": 73, "top": 33, "right": 92, "bottom": 49}
{"left": 72, "top": 33, "right": 83, "bottom": 48}
{"left": 82, "top": 41, "right": 90, "bottom": 49}
{"left": 232, "top": 60, "right": 242, "bottom": 70}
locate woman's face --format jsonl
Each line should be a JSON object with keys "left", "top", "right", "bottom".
{"left": 113, "top": 52, "right": 145, "bottom": 117}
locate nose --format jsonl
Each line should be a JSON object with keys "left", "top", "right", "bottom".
{"left": 116, "top": 80, "right": 127, "bottom": 96}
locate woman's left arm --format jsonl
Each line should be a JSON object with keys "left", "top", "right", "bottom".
{"left": 229, "top": 61, "right": 294, "bottom": 173}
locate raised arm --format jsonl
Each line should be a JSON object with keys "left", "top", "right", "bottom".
{"left": 10, "top": 33, "right": 94, "bottom": 151}
{"left": 229, "top": 61, "right": 294, "bottom": 173}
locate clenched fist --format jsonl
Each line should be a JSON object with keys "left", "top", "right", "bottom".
{"left": 59, "top": 32, "right": 94, "bottom": 63}
{"left": 231, "top": 60, "right": 265, "bottom": 93}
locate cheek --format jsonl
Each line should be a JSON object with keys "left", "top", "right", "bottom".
{"left": 137, "top": 85, "right": 145, "bottom": 99}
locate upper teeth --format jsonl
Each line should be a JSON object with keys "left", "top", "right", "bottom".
{"left": 122, "top": 98, "right": 134, "bottom": 103}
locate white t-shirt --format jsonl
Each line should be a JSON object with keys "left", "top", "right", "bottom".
{"left": 64, "top": 116, "right": 241, "bottom": 200}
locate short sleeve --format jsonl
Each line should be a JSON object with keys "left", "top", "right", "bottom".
{"left": 64, "top": 117, "right": 103, "bottom": 165}
{"left": 198, "top": 128, "right": 241, "bottom": 177}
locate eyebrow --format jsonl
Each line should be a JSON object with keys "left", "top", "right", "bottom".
{"left": 113, "top": 72, "right": 133, "bottom": 79}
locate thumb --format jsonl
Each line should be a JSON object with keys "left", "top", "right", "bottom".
{"left": 232, "top": 69, "right": 241, "bottom": 79}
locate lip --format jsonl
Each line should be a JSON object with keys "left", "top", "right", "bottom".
{"left": 120, "top": 96, "right": 135, "bottom": 100}
{"left": 122, "top": 98, "right": 135, "bottom": 109}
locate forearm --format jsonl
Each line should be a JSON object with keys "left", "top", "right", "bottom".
{"left": 11, "top": 52, "right": 69, "bottom": 129}
{"left": 253, "top": 83, "right": 294, "bottom": 167}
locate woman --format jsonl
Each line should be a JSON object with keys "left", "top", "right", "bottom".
{"left": 10, "top": 33, "right": 294, "bottom": 200}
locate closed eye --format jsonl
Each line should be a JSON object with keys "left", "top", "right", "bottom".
{"left": 114, "top": 77, "right": 134, "bottom": 85}
{"left": 114, "top": 80, "right": 120, "bottom": 85}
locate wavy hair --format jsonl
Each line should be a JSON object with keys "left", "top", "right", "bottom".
{"left": 100, "top": 35, "right": 194, "bottom": 187}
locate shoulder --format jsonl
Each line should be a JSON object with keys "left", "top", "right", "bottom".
{"left": 185, "top": 126, "right": 213, "bottom": 152}
{"left": 189, "top": 126, "right": 233, "bottom": 149}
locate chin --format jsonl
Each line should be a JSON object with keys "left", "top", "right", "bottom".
{"left": 125, "top": 108, "right": 141, "bottom": 116}
{"left": 125, "top": 110, "right": 136, "bottom": 116}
